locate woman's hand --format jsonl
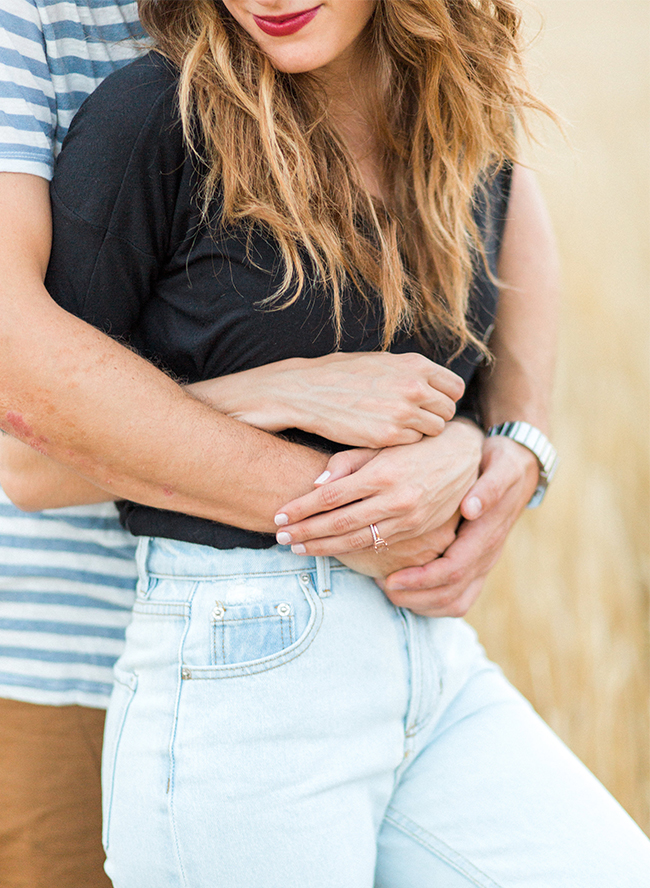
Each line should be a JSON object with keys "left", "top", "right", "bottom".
{"left": 273, "top": 418, "right": 484, "bottom": 555}
{"left": 376, "top": 435, "right": 540, "bottom": 616}
{"left": 187, "top": 351, "right": 464, "bottom": 448}
{"left": 335, "top": 512, "right": 460, "bottom": 578}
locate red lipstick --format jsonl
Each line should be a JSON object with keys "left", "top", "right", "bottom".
{"left": 253, "top": 5, "right": 321, "bottom": 37}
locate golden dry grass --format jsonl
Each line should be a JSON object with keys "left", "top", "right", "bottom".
{"left": 467, "top": 0, "right": 650, "bottom": 833}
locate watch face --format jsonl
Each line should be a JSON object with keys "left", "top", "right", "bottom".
{"left": 527, "top": 482, "right": 548, "bottom": 509}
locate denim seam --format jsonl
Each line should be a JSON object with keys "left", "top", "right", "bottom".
{"left": 145, "top": 565, "right": 349, "bottom": 581}
{"left": 169, "top": 589, "right": 194, "bottom": 888}
{"left": 103, "top": 670, "right": 138, "bottom": 852}
{"left": 212, "top": 614, "right": 292, "bottom": 624}
{"left": 402, "top": 610, "right": 426, "bottom": 739}
{"left": 383, "top": 807, "right": 503, "bottom": 888}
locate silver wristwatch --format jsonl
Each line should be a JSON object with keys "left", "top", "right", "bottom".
{"left": 486, "top": 421, "right": 558, "bottom": 508}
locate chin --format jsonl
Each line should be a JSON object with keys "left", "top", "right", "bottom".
{"left": 264, "top": 49, "right": 328, "bottom": 75}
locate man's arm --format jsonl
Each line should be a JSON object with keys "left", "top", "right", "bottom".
{"left": 380, "top": 164, "right": 560, "bottom": 615}
{"left": 0, "top": 433, "right": 115, "bottom": 510}
{"left": 0, "top": 173, "right": 330, "bottom": 530}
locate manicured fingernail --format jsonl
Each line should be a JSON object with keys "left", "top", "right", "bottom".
{"left": 314, "top": 470, "right": 331, "bottom": 485}
{"left": 291, "top": 544, "right": 306, "bottom": 555}
{"left": 387, "top": 582, "right": 406, "bottom": 592}
{"left": 274, "top": 513, "right": 289, "bottom": 526}
{"left": 276, "top": 532, "right": 292, "bottom": 545}
{"left": 465, "top": 496, "right": 482, "bottom": 519}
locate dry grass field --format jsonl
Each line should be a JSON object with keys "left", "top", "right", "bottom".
{"left": 467, "top": 0, "right": 650, "bottom": 833}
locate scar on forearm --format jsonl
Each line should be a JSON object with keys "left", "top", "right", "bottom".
{"left": 1, "top": 411, "right": 49, "bottom": 455}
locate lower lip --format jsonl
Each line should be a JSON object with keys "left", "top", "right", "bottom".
{"left": 253, "top": 5, "right": 321, "bottom": 37}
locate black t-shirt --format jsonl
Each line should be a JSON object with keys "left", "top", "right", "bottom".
{"left": 46, "top": 52, "right": 512, "bottom": 550}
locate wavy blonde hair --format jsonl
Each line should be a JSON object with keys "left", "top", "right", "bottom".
{"left": 138, "top": 0, "right": 545, "bottom": 352}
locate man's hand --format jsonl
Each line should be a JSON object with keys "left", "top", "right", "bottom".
{"left": 376, "top": 436, "right": 539, "bottom": 617}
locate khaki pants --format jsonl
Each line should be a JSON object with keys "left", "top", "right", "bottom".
{"left": 0, "top": 698, "right": 110, "bottom": 888}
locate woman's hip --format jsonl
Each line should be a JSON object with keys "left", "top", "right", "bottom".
{"left": 102, "top": 536, "right": 487, "bottom": 886}
{"left": 121, "top": 536, "right": 483, "bottom": 699}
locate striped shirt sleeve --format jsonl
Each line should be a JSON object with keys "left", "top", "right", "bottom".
{"left": 0, "top": 0, "right": 145, "bottom": 180}
{"left": 0, "top": 0, "right": 56, "bottom": 179}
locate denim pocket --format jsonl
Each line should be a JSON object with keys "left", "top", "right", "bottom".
{"left": 211, "top": 599, "right": 298, "bottom": 666}
{"left": 101, "top": 665, "right": 137, "bottom": 850}
{"left": 183, "top": 570, "right": 323, "bottom": 679}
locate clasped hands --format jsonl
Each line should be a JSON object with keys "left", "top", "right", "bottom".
{"left": 274, "top": 430, "right": 539, "bottom": 617}
{"left": 191, "top": 351, "right": 540, "bottom": 617}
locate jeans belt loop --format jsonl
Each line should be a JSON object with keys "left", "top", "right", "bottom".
{"left": 315, "top": 556, "right": 332, "bottom": 598}
{"left": 135, "top": 536, "right": 153, "bottom": 599}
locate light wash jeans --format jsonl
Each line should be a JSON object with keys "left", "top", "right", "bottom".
{"left": 102, "top": 538, "right": 650, "bottom": 887}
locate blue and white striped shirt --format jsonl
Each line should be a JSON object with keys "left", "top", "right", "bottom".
{"left": 0, "top": 0, "right": 146, "bottom": 708}
{"left": 0, "top": 493, "right": 138, "bottom": 706}
{"left": 0, "top": 0, "right": 145, "bottom": 179}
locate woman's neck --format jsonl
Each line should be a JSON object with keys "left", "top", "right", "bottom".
{"left": 313, "top": 57, "right": 386, "bottom": 201}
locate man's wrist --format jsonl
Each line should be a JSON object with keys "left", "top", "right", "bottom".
{"left": 486, "top": 421, "right": 558, "bottom": 507}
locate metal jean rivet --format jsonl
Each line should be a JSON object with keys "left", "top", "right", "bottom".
{"left": 212, "top": 603, "right": 225, "bottom": 619}
{"left": 300, "top": 573, "right": 310, "bottom": 584}
{"left": 276, "top": 602, "right": 291, "bottom": 616}
{"left": 181, "top": 667, "right": 191, "bottom": 680}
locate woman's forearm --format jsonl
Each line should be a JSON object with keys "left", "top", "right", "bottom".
{"left": 187, "top": 351, "right": 463, "bottom": 448}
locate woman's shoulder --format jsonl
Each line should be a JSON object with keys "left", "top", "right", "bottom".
{"left": 473, "top": 160, "right": 514, "bottom": 264}
{"left": 80, "top": 51, "right": 180, "bottom": 121}
{"left": 52, "top": 52, "right": 186, "bottom": 229}
{"left": 61, "top": 52, "right": 181, "bottom": 153}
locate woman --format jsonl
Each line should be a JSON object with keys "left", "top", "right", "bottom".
{"left": 7, "top": 0, "right": 650, "bottom": 885}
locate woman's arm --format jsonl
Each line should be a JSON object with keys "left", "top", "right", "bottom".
{"left": 0, "top": 346, "right": 464, "bottom": 512}
{"left": 188, "top": 351, "right": 464, "bottom": 448}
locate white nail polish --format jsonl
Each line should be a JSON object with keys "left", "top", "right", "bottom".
{"left": 274, "top": 513, "right": 289, "bottom": 526}
{"left": 276, "top": 532, "right": 292, "bottom": 545}
{"left": 291, "top": 544, "right": 306, "bottom": 555}
{"left": 314, "top": 470, "right": 331, "bottom": 485}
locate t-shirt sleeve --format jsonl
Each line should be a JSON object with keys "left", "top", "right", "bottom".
{"left": 45, "top": 54, "right": 187, "bottom": 338}
{"left": 452, "top": 160, "right": 514, "bottom": 422}
{"left": 0, "top": 0, "right": 56, "bottom": 179}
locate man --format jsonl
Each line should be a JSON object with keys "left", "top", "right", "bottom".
{"left": 0, "top": 3, "right": 143, "bottom": 885}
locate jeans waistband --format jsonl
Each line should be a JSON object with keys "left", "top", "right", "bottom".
{"left": 136, "top": 536, "right": 337, "bottom": 597}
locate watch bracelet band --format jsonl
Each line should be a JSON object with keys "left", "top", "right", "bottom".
{"left": 486, "top": 421, "right": 558, "bottom": 508}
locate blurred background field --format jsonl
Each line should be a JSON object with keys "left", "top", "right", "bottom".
{"left": 467, "top": 0, "right": 650, "bottom": 833}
